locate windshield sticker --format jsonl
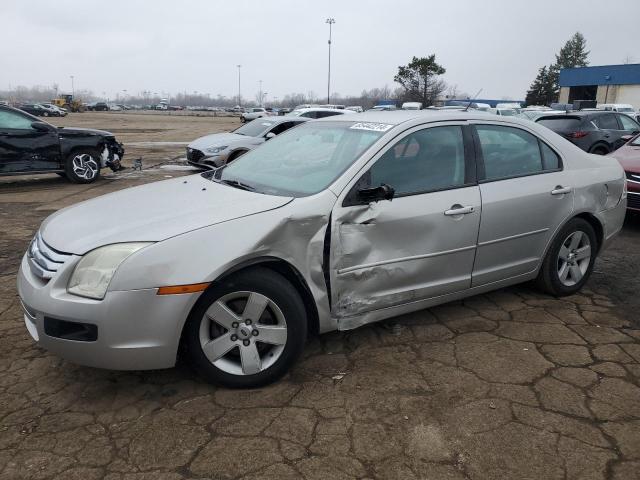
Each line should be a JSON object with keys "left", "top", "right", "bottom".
{"left": 350, "top": 122, "right": 393, "bottom": 132}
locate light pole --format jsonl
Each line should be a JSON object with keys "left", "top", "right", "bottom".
{"left": 70, "top": 75, "right": 75, "bottom": 97}
{"left": 237, "top": 64, "right": 242, "bottom": 107}
{"left": 325, "top": 18, "right": 335, "bottom": 104}
{"left": 259, "top": 80, "right": 263, "bottom": 107}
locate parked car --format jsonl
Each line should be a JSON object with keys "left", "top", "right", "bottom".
{"left": 597, "top": 104, "right": 636, "bottom": 115}
{"left": 277, "top": 108, "right": 292, "bottom": 116}
{"left": 186, "top": 116, "right": 309, "bottom": 168}
{"left": 0, "top": 104, "right": 124, "bottom": 182}
{"left": 240, "top": 107, "right": 269, "bottom": 123}
{"left": 17, "top": 110, "right": 626, "bottom": 387}
{"left": 402, "top": 102, "right": 423, "bottom": 110}
{"left": 488, "top": 108, "right": 518, "bottom": 116}
{"left": 608, "top": 133, "right": 640, "bottom": 212}
{"left": 517, "top": 109, "right": 565, "bottom": 121}
{"left": 288, "top": 107, "right": 355, "bottom": 119}
{"left": 87, "top": 102, "right": 109, "bottom": 112}
{"left": 536, "top": 111, "right": 640, "bottom": 155}
{"left": 19, "top": 104, "right": 58, "bottom": 117}
{"left": 346, "top": 106, "right": 364, "bottom": 113}
{"left": 41, "top": 103, "right": 68, "bottom": 117}
{"left": 368, "top": 104, "right": 397, "bottom": 111}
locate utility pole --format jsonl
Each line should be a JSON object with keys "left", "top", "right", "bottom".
{"left": 237, "top": 64, "right": 242, "bottom": 107}
{"left": 259, "top": 80, "right": 263, "bottom": 106}
{"left": 325, "top": 18, "right": 335, "bottom": 104}
{"left": 70, "top": 75, "right": 75, "bottom": 98}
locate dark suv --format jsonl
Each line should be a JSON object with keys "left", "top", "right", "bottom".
{"left": 536, "top": 111, "right": 640, "bottom": 155}
{"left": 0, "top": 105, "right": 124, "bottom": 183}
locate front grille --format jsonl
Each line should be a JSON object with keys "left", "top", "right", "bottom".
{"left": 625, "top": 171, "right": 640, "bottom": 185}
{"left": 27, "top": 233, "right": 71, "bottom": 280}
{"left": 627, "top": 192, "right": 640, "bottom": 210}
{"left": 187, "top": 148, "right": 204, "bottom": 162}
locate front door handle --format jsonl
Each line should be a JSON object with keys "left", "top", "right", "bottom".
{"left": 551, "top": 186, "right": 572, "bottom": 195}
{"left": 444, "top": 205, "right": 475, "bottom": 216}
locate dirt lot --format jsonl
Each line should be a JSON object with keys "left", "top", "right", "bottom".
{"left": 1, "top": 112, "right": 639, "bottom": 480}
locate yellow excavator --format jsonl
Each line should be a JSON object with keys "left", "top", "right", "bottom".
{"left": 51, "top": 94, "right": 85, "bottom": 113}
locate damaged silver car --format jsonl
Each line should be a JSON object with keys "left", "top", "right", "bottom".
{"left": 17, "top": 111, "right": 626, "bottom": 387}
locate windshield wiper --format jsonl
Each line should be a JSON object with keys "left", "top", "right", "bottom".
{"left": 218, "top": 178, "right": 255, "bottom": 191}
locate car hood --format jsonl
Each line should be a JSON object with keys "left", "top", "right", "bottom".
{"left": 188, "top": 132, "right": 248, "bottom": 150}
{"left": 58, "top": 127, "right": 114, "bottom": 137}
{"left": 609, "top": 144, "right": 640, "bottom": 172}
{"left": 40, "top": 175, "right": 293, "bottom": 254}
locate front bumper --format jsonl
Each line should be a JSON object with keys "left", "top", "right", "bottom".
{"left": 17, "top": 252, "right": 199, "bottom": 370}
{"left": 186, "top": 147, "right": 226, "bottom": 169}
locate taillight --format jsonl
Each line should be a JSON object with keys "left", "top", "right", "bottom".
{"left": 567, "top": 131, "right": 589, "bottom": 139}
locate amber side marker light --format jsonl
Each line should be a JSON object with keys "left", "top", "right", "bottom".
{"left": 157, "top": 283, "right": 210, "bottom": 295}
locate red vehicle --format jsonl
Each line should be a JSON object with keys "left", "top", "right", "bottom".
{"left": 609, "top": 133, "right": 640, "bottom": 212}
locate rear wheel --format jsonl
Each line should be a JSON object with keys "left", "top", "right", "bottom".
{"left": 590, "top": 145, "right": 609, "bottom": 155}
{"left": 42, "top": 111, "right": 49, "bottom": 117}
{"left": 536, "top": 218, "right": 597, "bottom": 296}
{"left": 183, "top": 268, "right": 307, "bottom": 388}
{"left": 64, "top": 151, "right": 100, "bottom": 183}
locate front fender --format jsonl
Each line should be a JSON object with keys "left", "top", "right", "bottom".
{"left": 108, "top": 191, "right": 338, "bottom": 330}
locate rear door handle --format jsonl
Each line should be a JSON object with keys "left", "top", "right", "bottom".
{"left": 444, "top": 205, "right": 475, "bottom": 216}
{"left": 551, "top": 186, "right": 572, "bottom": 195}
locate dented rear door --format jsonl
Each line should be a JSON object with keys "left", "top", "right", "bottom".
{"left": 329, "top": 122, "right": 480, "bottom": 319}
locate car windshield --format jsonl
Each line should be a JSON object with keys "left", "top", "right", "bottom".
{"left": 208, "top": 121, "right": 388, "bottom": 197}
{"left": 499, "top": 109, "right": 517, "bottom": 116}
{"left": 233, "top": 119, "right": 275, "bottom": 137}
{"left": 619, "top": 108, "right": 635, "bottom": 113}
{"left": 537, "top": 117, "right": 582, "bottom": 131}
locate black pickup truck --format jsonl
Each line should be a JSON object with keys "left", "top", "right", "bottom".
{"left": 0, "top": 104, "right": 124, "bottom": 183}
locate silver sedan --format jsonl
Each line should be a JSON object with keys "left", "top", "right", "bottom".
{"left": 17, "top": 111, "right": 626, "bottom": 387}
{"left": 186, "top": 116, "right": 309, "bottom": 168}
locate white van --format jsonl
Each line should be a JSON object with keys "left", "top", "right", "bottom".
{"left": 402, "top": 102, "right": 422, "bottom": 110}
{"left": 598, "top": 104, "right": 636, "bottom": 115}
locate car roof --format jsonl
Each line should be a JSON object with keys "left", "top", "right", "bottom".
{"left": 314, "top": 109, "right": 526, "bottom": 126}
{"left": 292, "top": 107, "right": 351, "bottom": 113}
{"left": 256, "top": 116, "right": 310, "bottom": 124}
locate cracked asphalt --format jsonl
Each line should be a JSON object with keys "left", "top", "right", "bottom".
{"left": 1, "top": 113, "right": 640, "bottom": 480}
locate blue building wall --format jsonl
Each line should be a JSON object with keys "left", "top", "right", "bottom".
{"left": 559, "top": 64, "right": 640, "bottom": 87}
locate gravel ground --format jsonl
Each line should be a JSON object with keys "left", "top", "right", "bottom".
{"left": 1, "top": 112, "right": 639, "bottom": 480}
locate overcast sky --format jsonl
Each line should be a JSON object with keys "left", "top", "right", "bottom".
{"left": 2, "top": 0, "right": 639, "bottom": 101}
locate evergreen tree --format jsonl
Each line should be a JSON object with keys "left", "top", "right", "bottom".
{"left": 525, "top": 66, "right": 548, "bottom": 106}
{"left": 548, "top": 32, "right": 590, "bottom": 101}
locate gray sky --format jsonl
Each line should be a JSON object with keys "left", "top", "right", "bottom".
{"left": 2, "top": 0, "right": 639, "bottom": 101}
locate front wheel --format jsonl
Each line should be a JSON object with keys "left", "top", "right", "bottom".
{"left": 64, "top": 151, "right": 100, "bottom": 183}
{"left": 536, "top": 218, "right": 597, "bottom": 296}
{"left": 183, "top": 268, "right": 307, "bottom": 388}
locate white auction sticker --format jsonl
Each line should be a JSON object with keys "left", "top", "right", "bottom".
{"left": 349, "top": 122, "right": 394, "bottom": 132}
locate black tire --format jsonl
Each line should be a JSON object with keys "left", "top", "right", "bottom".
{"left": 535, "top": 218, "right": 597, "bottom": 296}
{"left": 55, "top": 172, "right": 67, "bottom": 178}
{"left": 42, "top": 111, "right": 49, "bottom": 117}
{"left": 590, "top": 145, "right": 609, "bottom": 155}
{"left": 183, "top": 268, "right": 307, "bottom": 388}
{"left": 64, "top": 150, "right": 100, "bottom": 184}
{"left": 226, "top": 150, "right": 247, "bottom": 164}
{"left": 240, "top": 116, "right": 246, "bottom": 123}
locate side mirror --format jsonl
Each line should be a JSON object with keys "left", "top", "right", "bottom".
{"left": 358, "top": 184, "right": 395, "bottom": 203}
{"left": 621, "top": 134, "right": 633, "bottom": 142}
{"left": 265, "top": 132, "right": 276, "bottom": 140}
{"left": 31, "top": 122, "right": 55, "bottom": 132}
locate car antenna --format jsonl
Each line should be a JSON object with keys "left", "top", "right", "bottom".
{"left": 464, "top": 89, "right": 483, "bottom": 112}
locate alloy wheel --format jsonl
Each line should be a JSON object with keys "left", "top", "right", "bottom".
{"left": 557, "top": 230, "right": 591, "bottom": 287}
{"left": 198, "top": 291, "right": 288, "bottom": 375}
{"left": 71, "top": 154, "right": 99, "bottom": 180}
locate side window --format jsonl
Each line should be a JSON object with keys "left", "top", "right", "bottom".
{"left": 0, "top": 110, "right": 35, "bottom": 130}
{"left": 368, "top": 126, "right": 467, "bottom": 195}
{"left": 268, "top": 122, "right": 295, "bottom": 136}
{"left": 595, "top": 114, "right": 620, "bottom": 130}
{"left": 476, "top": 125, "right": 545, "bottom": 180}
{"left": 618, "top": 114, "right": 640, "bottom": 131}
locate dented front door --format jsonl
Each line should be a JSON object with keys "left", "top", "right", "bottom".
{"left": 329, "top": 123, "right": 481, "bottom": 319}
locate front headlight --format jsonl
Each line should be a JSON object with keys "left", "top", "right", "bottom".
{"left": 205, "top": 145, "right": 227, "bottom": 154}
{"left": 67, "top": 243, "right": 152, "bottom": 300}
